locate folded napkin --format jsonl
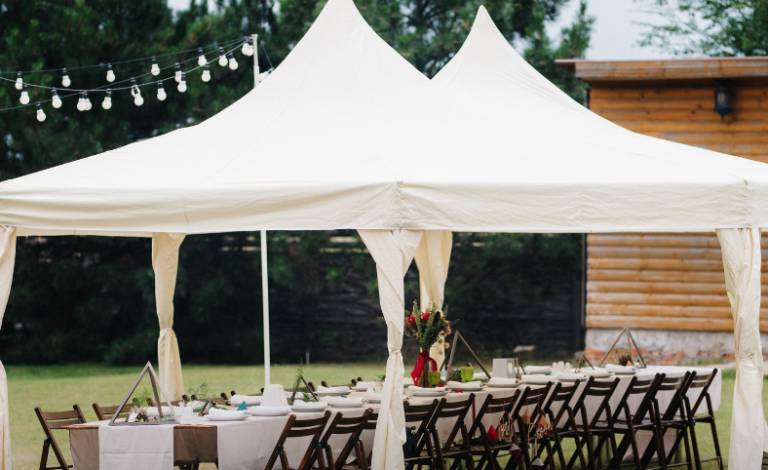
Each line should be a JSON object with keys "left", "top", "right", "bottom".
{"left": 524, "top": 366, "right": 552, "bottom": 375}
{"left": 521, "top": 374, "right": 553, "bottom": 384}
{"left": 250, "top": 405, "right": 291, "bottom": 416}
{"left": 292, "top": 400, "right": 328, "bottom": 409}
{"left": 606, "top": 364, "right": 637, "bottom": 373}
{"left": 354, "top": 381, "right": 375, "bottom": 388}
{"left": 555, "top": 372, "right": 586, "bottom": 381}
{"left": 488, "top": 377, "right": 521, "bottom": 385}
{"left": 146, "top": 406, "right": 182, "bottom": 417}
{"left": 409, "top": 386, "right": 446, "bottom": 392}
{"left": 231, "top": 394, "right": 262, "bottom": 406}
{"left": 446, "top": 381, "right": 482, "bottom": 389}
{"left": 365, "top": 389, "right": 382, "bottom": 400}
{"left": 208, "top": 407, "right": 250, "bottom": 418}
{"left": 580, "top": 368, "right": 610, "bottom": 377}
{"left": 316, "top": 385, "right": 350, "bottom": 392}
{"left": 323, "top": 397, "right": 364, "bottom": 406}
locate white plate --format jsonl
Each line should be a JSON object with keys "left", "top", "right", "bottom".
{"left": 292, "top": 403, "right": 329, "bottom": 412}
{"left": 411, "top": 390, "right": 449, "bottom": 397}
{"left": 449, "top": 386, "right": 484, "bottom": 392}
{"left": 250, "top": 407, "right": 291, "bottom": 417}
{"left": 522, "top": 376, "right": 553, "bottom": 385}
{"left": 328, "top": 402, "right": 364, "bottom": 408}
{"left": 365, "top": 398, "right": 381, "bottom": 404}
{"left": 612, "top": 371, "right": 637, "bottom": 375}
{"left": 316, "top": 390, "right": 348, "bottom": 397}
{"left": 352, "top": 386, "right": 369, "bottom": 391}
{"left": 206, "top": 413, "right": 249, "bottom": 421}
{"left": 487, "top": 382, "right": 523, "bottom": 388}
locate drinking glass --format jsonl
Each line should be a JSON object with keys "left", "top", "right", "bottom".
{"left": 460, "top": 366, "right": 474, "bottom": 383}
{"left": 428, "top": 371, "right": 441, "bottom": 387}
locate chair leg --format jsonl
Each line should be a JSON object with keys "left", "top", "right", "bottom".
{"left": 608, "top": 432, "right": 620, "bottom": 470}
{"left": 708, "top": 419, "right": 724, "bottom": 470}
{"left": 39, "top": 441, "right": 50, "bottom": 470}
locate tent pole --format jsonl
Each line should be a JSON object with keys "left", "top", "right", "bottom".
{"left": 253, "top": 33, "right": 270, "bottom": 386}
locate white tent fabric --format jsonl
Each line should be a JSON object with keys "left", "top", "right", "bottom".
{"left": 4, "top": 3, "right": 768, "bottom": 234}
{"left": 413, "top": 231, "right": 452, "bottom": 364}
{"left": 152, "top": 233, "right": 186, "bottom": 399}
{"left": 358, "top": 229, "right": 424, "bottom": 470}
{"left": 434, "top": 7, "right": 768, "bottom": 465}
{"left": 717, "top": 228, "right": 768, "bottom": 467}
{"left": 0, "top": 226, "right": 15, "bottom": 470}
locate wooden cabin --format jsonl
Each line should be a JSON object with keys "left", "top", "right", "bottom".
{"left": 556, "top": 57, "right": 768, "bottom": 362}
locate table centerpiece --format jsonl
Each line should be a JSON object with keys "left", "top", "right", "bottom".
{"left": 404, "top": 301, "right": 454, "bottom": 388}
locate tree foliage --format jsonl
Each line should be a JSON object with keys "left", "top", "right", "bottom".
{"left": 0, "top": 0, "right": 588, "bottom": 364}
{"left": 637, "top": 0, "right": 768, "bottom": 56}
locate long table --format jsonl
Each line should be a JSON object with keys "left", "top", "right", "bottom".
{"left": 67, "top": 366, "right": 720, "bottom": 470}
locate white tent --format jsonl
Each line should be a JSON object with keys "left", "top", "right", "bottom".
{"left": 433, "top": 7, "right": 768, "bottom": 468}
{"left": 0, "top": 0, "right": 767, "bottom": 467}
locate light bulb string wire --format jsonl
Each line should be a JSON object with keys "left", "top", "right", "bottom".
{"left": 0, "top": 39, "right": 254, "bottom": 112}
{"left": 2, "top": 37, "right": 248, "bottom": 76}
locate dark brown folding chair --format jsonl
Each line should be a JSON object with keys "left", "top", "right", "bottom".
{"left": 430, "top": 393, "right": 477, "bottom": 470}
{"left": 599, "top": 373, "right": 665, "bottom": 470}
{"left": 643, "top": 372, "right": 694, "bottom": 470}
{"left": 462, "top": 390, "right": 522, "bottom": 470}
{"left": 513, "top": 384, "right": 553, "bottom": 470}
{"left": 312, "top": 408, "right": 373, "bottom": 470}
{"left": 265, "top": 410, "right": 332, "bottom": 470}
{"left": 404, "top": 398, "right": 445, "bottom": 470}
{"left": 357, "top": 410, "right": 379, "bottom": 467}
{"left": 539, "top": 380, "right": 586, "bottom": 470}
{"left": 35, "top": 405, "right": 87, "bottom": 470}
{"left": 683, "top": 370, "right": 723, "bottom": 470}
{"left": 566, "top": 376, "right": 621, "bottom": 470}
{"left": 92, "top": 402, "right": 131, "bottom": 422}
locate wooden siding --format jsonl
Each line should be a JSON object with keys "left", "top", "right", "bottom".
{"left": 556, "top": 57, "right": 768, "bottom": 80}
{"left": 586, "top": 76, "right": 768, "bottom": 332}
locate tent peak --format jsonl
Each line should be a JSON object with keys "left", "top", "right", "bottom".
{"left": 472, "top": 5, "right": 495, "bottom": 30}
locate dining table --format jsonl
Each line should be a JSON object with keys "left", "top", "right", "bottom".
{"left": 66, "top": 365, "right": 721, "bottom": 470}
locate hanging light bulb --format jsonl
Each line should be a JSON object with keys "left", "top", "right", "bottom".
{"left": 177, "top": 73, "right": 187, "bottom": 93}
{"left": 242, "top": 38, "right": 254, "bottom": 56}
{"left": 197, "top": 48, "right": 207, "bottom": 66}
{"left": 36, "top": 103, "right": 46, "bottom": 122}
{"left": 106, "top": 64, "right": 116, "bottom": 82}
{"left": 51, "top": 88, "right": 62, "bottom": 109}
{"left": 131, "top": 80, "right": 144, "bottom": 106}
{"left": 84, "top": 92, "right": 92, "bottom": 111}
{"left": 151, "top": 57, "right": 161, "bottom": 76}
{"left": 227, "top": 52, "right": 238, "bottom": 70}
{"left": 19, "top": 84, "right": 30, "bottom": 104}
{"left": 77, "top": 92, "right": 86, "bottom": 111}
{"left": 201, "top": 64, "right": 211, "bottom": 82}
{"left": 259, "top": 70, "right": 271, "bottom": 83}
{"left": 218, "top": 48, "right": 227, "bottom": 66}
{"left": 15, "top": 72, "right": 23, "bottom": 90}
{"left": 157, "top": 82, "right": 167, "bottom": 101}
{"left": 102, "top": 89, "right": 112, "bottom": 109}
{"left": 174, "top": 63, "right": 181, "bottom": 82}
{"left": 62, "top": 68, "right": 71, "bottom": 87}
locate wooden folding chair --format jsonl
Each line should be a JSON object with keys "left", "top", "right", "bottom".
{"left": 463, "top": 390, "right": 522, "bottom": 470}
{"left": 265, "top": 410, "right": 332, "bottom": 470}
{"left": 92, "top": 402, "right": 131, "bottom": 422}
{"left": 357, "top": 410, "right": 379, "bottom": 467}
{"left": 683, "top": 370, "right": 723, "bottom": 470}
{"left": 644, "top": 372, "right": 694, "bottom": 470}
{"left": 539, "top": 380, "right": 586, "bottom": 470}
{"left": 602, "top": 374, "right": 665, "bottom": 470}
{"left": 404, "top": 399, "right": 445, "bottom": 470}
{"left": 312, "top": 408, "right": 373, "bottom": 470}
{"left": 513, "top": 384, "right": 553, "bottom": 470}
{"left": 567, "top": 376, "right": 621, "bottom": 470}
{"left": 430, "top": 393, "right": 477, "bottom": 470}
{"left": 35, "top": 405, "right": 87, "bottom": 470}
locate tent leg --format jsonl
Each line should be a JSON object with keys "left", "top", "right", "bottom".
{"left": 261, "top": 229, "right": 271, "bottom": 386}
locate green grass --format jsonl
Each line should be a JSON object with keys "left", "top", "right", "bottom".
{"left": 3, "top": 364, "right": 761, "bottom": 469}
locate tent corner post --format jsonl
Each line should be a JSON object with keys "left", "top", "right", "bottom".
{"left": 261, "top": 229, "right": 270, "bottom": 386}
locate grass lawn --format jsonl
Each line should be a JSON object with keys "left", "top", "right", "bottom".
{"left": 3, "top": 363, "right": 758, "bottom": 469}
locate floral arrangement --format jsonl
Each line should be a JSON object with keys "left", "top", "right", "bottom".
{"left": 404, "top": 301, "right": 452, "bottom": 351}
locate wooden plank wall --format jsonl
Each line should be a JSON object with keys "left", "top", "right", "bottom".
{"left": 586, "top": 78, "right": 768, "bottom": 332}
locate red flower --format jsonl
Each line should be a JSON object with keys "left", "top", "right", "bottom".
{"left": 408, "top": 315, "right": 416, "bottom": 325}
{"left": 420, "top": 313, "right": 430, "bottom": 322}
{"left": 487, "top": 425, "right": 498, "bottom": 442}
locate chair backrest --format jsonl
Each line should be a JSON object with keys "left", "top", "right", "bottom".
{"left": 655, "top": 371, "right": 693, "bottom": 420}
{"left": 318, "top": 408, "right": 373, "bottom": 469}
{"left": 265, "top": 410, "right": 332, "bottom": 470}
{"left": 92, "top": 402, "right": 131, "bottom": 422}
{"left": 612, "top": 374, "right": 663, "bottom": 424}
{"left": 470, "top": 390, "right": 519, "bottom": 436}
{"left": 363, "top": 411, "right": 379, "bottom": 431}
{"left": 35, "top": 405, "right": 87, "bottom": 469}
{"left": 572, "top": 377, "right": 620, "bottom": 428}
{"left": 544, "top": 380, "right": 580, "bottom": 426}
{"left": 434, "top": 393, "right": 476, "bottom": 448}
{"left": 404, "top": 399, "right": 443, "bottom": 454}
{"left": 686, "top": 369, "right": 717, "bottom": 416}
{"left": 513, "top": 383, "right": 552, "bottom": 428}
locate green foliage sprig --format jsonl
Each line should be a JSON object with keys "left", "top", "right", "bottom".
{"left": 404, "top": 301, "right": 454, "bottom": 351}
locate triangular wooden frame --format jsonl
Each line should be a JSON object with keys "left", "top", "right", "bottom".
{"left": 597, "top": 326, "right": 647, "bottom": 368}
{"left": 109, "top": 361, "right": 180, "bottom": 426}
{"left": 440, "top": 330, "right": 492, "bottom": 379}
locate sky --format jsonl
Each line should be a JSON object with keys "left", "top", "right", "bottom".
{"left": 167, "top": 0, "right": 678, "bottom": 60}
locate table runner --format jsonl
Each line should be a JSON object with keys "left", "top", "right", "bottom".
{"left": 99, "top": 423, "right": 174, "bottom": 470}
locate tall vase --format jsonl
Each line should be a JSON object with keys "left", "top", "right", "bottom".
{"left": 418, "top": 349, "right": 431, "bottom": 388}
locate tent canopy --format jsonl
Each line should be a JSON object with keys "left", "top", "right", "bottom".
{"left": 3, "top": 0, "right": 768, "bottom": 235}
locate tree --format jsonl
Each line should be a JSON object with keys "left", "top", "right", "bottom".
{"left": 637, "top": 0, "right": 768, "bottom": 56}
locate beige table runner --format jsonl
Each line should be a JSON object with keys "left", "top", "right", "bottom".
{"left": 99, "top": 423, "right": 174, "bottom": 470}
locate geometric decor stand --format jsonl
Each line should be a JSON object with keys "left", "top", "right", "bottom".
{"left": 109, "top": 361, "right": 180, "bottom": 425}
{"left": 596, "top": 326, "right": 647, "bottom": 368}
{"left": 441, "top": 330, "right": 492, "bottom": 379}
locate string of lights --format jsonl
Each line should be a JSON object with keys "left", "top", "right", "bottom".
{"left": 0, "top": 36, "right": 273, "bottom": 121}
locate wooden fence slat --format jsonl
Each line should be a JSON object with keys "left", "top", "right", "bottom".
{"left": 588, "top": 258, "right": 727, "bottom": 271}
{"left": 587, "top": 292, "right": 731, "bottom": 308}
{"left": 587, "top": 269, "right": 730, "bottom": 283}
{"left": 588, "top": 246, "right": 731, "bottom": 260}
{"left": 588, "top": 281, "right": 735, "bottom": 296}
{"left": 587, "top": 304, "right": 742, "bottom": 318}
